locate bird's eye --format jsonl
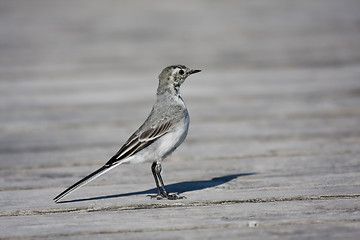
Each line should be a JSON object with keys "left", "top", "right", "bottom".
{"left": 179, "top": 69, "right": 185, "bottom": 75}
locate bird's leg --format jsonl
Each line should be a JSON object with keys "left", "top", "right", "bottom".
{"left": 151, "top": 161, "right": 162, "bottom": 196}
{"left": 148, "top": 161, "right": 167, "bottom": 199}
{"left": 155, "top": 163, "right": 169, "bottom": 198}
{"left": 148, "top": 161, "right": 186, "bottom": 200}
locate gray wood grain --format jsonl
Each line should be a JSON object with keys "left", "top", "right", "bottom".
{"left": 0, "top": 0, "right": 360, "bottom": 239}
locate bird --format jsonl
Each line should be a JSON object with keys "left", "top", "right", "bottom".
{"left": 53, "top": 65, "right": 201, "bottom": 202}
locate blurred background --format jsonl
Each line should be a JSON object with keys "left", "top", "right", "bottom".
{"left": 1, "top": 1, "right": 360, "bottom": 238}
{"left": 1, "top": 0, "right": 360, "bottom": 191}
{"left": 1, "top": 0, "right": 359, "bottom": 72}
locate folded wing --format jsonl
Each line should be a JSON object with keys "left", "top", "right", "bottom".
{"left": 105, "top": 120, "right": 173, "bottom": 166}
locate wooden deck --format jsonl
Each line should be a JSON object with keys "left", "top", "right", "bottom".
{"left": 1, "top": 0, "right": 360, "bottom": 239}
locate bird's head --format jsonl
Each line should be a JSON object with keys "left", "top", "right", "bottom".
{"left": 158, "top": 65, "right": 201, "bottom": 94}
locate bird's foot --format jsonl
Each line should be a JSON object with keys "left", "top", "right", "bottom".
{"left": 147, "top": 193, "right": 186, "bottom": 200}
{"left": 147, "top": 194, "right": 165, "bottom": 200}
{"left": 167, "top": 193, "right": 186, "bottom": 200}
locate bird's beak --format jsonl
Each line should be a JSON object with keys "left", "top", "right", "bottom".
{"left": 189, "top": 69, "right": 201, "bottom": 75}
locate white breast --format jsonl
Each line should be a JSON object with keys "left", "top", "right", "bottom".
{"left": 125, "top": 114, "right": 189, "bottom": 164}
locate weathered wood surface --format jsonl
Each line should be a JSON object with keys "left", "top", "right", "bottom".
{"left": 1, "top": 0, "right": 360, "bottom": 239}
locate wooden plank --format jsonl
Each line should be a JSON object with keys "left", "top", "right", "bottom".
{"left": 0, "top": 0, "right": 360, "bottom": 239}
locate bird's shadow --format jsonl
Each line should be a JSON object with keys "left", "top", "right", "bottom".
{"left": 57, "top": 173, "right": 255, "bottom": 204}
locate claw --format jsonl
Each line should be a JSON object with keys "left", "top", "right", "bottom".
{"left": 147, "top": 193, "right": 186, "bottom": 200}
{"left": 167, "top": 193, "right": 186, "bottom": 200}
{"left": 147, "top": 194, "right": 165, "bottom": 200}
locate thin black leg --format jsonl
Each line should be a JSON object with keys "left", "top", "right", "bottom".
{"left": 156, "top": 169, "right": 169, "bottom": 198}
{"left": 151, "top": 161, "right": 161, "bottom": 195}
{"left": 149, "top": 162, "right": 186, "bottom": 200}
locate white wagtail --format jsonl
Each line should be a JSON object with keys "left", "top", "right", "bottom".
{"left": 54, "top": 65, "right": 201, "bottom": 202}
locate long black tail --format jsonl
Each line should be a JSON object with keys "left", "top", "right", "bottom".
{"left": 53, "top": 164, "right": 117, "bottom": 202}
